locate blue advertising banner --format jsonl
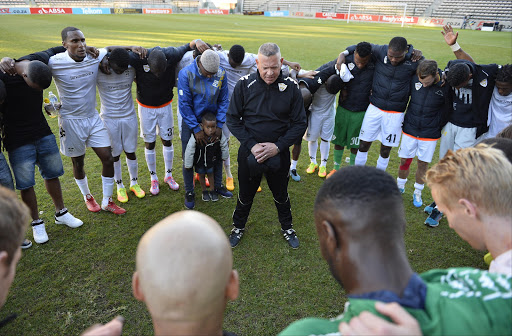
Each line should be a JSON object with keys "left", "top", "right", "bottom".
{"left": 264, "top": 10, "right": 289, "bottom": 17}
{"left": 0, "top": 7, "right": 30, "bottom": 14}
{"left": 72, "top": 7, "right": 111, "bottom": 14}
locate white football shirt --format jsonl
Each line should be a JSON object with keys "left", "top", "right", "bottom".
{"left": 486, "top": 86, "right": 512, "bottom": 138}
{"left": 49, "top": 48, "right": 108, "bottom": 119}
{"left": 97, "top": 66, "right": 136, "bottom": 119}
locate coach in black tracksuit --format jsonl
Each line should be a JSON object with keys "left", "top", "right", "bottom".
{"left": 226, "top": 43, "right": 306, "bottom": 249}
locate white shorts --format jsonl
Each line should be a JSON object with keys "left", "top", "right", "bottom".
{"left": 303, "top": 109, "right": 335, "bottom": 141}
{"left": 138, "top": 102, "right": 174, "bottom": 143}
{"left": 359, "top": 104, "right": 404, "bottom": 147}
{"left": 398, "top": 133, "right": 438, "bottom": 163}
{"left": 102, "top": 115, "right": 139, "bottom": 157}
{"left": 439, "top": 122, "right": 478, "bottom": 159}
{"left": 58, "top": 114, "right": 111, "bottom": 157}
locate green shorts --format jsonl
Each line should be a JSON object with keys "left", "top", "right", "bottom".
{"left": 332, "top": 106, "right": 366, "bottom": 148}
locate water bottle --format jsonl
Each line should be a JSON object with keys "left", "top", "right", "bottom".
{"left": 45, "top": 91, "right": 60, "bottom": 118}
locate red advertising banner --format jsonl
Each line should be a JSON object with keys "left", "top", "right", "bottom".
{"left": 30, "top": 7, "right": 72, "bottom": 14}
{"left": 380, "top": 15, "right": 418, "bottom": 24}
{"left": 348, "top": 14, "right": 379, "bottom": 21}
{"left": 143, "top": 8, "right": 172, "bottom": 14}
{"left": 199, "top": 8, "right": 228, "bottom": 15}
{"left": 315, "top": 12, "right": 346, "bottom": 19}
{"left": 294, "top": 11, "right": 304, "bottom": 16}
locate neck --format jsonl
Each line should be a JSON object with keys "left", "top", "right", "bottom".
{"left": 13, "top": 61, "right": 27, "bottom": 76}
{"left": 342, "top": 242, "right": 413, "bottom": 296}
{"left": 483, "top": 214, "right": 512, "bottom": 258}
{"left": 152, "top": 311, "right": 224, "bottom": 336}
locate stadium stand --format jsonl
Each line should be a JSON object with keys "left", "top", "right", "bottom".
{"left": 241, "top": 0, "right": 512, "bottom": 20}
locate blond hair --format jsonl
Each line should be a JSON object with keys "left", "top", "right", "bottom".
{"left": 0, "top": 187, "right": 29, "bottom": 265}
{"left": 426, "top": 146, "right": 512, "bottom": 217}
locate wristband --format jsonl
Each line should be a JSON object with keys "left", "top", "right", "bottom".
{"left": 450, "top": 42, "right": 461, "bottom": 52}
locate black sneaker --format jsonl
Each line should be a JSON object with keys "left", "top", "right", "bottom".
{"left": 210, "top": 191, "right": 219, "bottom": 202}
{"left": 215, "top": 186, "right": 233, "bottom": 198}
{"left": 21, "top": 239, "right": 32, "bottom": 249}
{"left": 202, "top": 191, "right": 211, "bottom": 202}
{"left": 229, "top": 227, "right": 244, "bottom": 248}
{"left": 185, "top": 191, "right": 195, "bottom": 209}
{"left": 282, "top": 228, "right": 299, "bottom": 249}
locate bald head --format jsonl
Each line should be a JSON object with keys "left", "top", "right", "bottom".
{"left": 134, "top": 211, "right": 234, "bottom": 323}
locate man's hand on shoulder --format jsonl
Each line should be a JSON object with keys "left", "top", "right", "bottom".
{"left": 86, "top": 46, "right": 99, "bottom": 58}
{"left": 194, "top": 130, "right": 207, "bottom": 146}
{"left": 212, "top": 127, "right": 222, "bottom": 142}
{"left": 411, "top": 49, "right": 423, "bottom": 62}
{"left": 0, "top": 57, "right": 16, "bottom": 76}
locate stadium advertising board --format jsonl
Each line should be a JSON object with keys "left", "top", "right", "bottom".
{"left": 293, "top": 11, "right": 304, "bottom": 16}
{"left": 199, "top": 9, "right": 228, "bottom": 14}
{"left": 348, "top": 14, "right": 379, "bottom": 21}
{"left": 419, "top": 17, "right": 463, "bottom": 28}
{"left": 112, "top": 8, "right": 142, "bottom": 14}
{"left": 315, "top": 12, "right": 346, "bottom": 19}
{"left": 30, "top": 7, "right": 72, "bottom": 14}
{"left": 0, "top": 7, "right": 30, "bottom": 14}
{"left": 264, "top": 10, "right": 289, "bottom": 17}
{"left": 380, "top": 15, "right": 418, "bottom": 24}
{"left": 143, "top": 8, "right": 172, "bottom": 14}
{"left": 72, "top": 8, "right": 110, "bottom": 14}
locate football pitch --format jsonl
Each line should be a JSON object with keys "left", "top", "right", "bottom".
{"left": 0, "top": 14, "right": 511, "bottom": 335}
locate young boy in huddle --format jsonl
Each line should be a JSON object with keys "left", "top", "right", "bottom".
{"left": 184, "top": 112, "right": 229, "bottom": 202}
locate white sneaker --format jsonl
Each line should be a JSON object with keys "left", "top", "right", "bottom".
{"left": 55, "top": 210, "right": 83, "bottom": 228}
{"left": 32, "top": 223, "right": 49, "bottom": 244}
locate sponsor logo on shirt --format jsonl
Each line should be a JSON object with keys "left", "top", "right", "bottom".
{"left": 415, "top": 82, "right": 422, "bottom": 91}
{"left": 348, "top": 63, "right": 355, "bottom": 71}
{"left": 384, "top": 56, "right": 388, "bottom": 64}
{"left": 70, "top": 71, "right": 93, "bottom": 80}
{"left": 143, "top": 64, "right": 150, "bottom": 72}
{"left": 278, "top": 83, "right": 287, "bottom": 92}
{"left": 212, "top": 80, "right": 219, "bottom": 88}
{"left": 435, "top": 90, "right": 444, "bottom": 97}
{"left": 480, "top": 79, "right": 487, "bottom": 87}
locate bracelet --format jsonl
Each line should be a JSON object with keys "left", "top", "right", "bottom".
{"left": 450, "top": 42, "right": 461, "bottom": 52}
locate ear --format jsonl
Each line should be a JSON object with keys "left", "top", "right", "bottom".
{"left": 255, "top": 58, "right": 259, "bottom": 66}
{"left": 459, "top": 199, "right": 478, "bottom": 218}
{"left": 62, "top": 40, "right": 67, "bottom": 49}
{"left": 320, "top": 220, "right": 339, "bottom": 253}
{"left": 225, "top": 269, "right": 239, "bottom": 302}
{"left": 132, "top": 271, "right": 145, "bottom": 302}
{"left": 280, "top": 57, "right": 284, "bottom": 65}
{"left": 0, "top": 251, "right": 9, "bottom": 277}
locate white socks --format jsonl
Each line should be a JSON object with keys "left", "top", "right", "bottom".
{"left": 354, "top": 151, "right": 368, "bottom": 166}
{"left": 126, "top": 158, "right": 139, "bottom": 187}
{"left": 163, "top": 145, "right": 174, "bottom": 179}
{"left": 397, "top": 177, "right": 407, "bottom": 190}
{"left": 101, "top": 175, "right": 114, "bottom": 207}
{"left": 113, "top": 160, "right": 124, "bottom": 189}
{"left": 290, "top": 160, "right": 298, "bottom": 171}
{"left": 414, "top": 182, "right": 424, "bottom": 195}
{"left": 308, "top": 140, "right": 318, "bottom": 165}
{"left": 376, "top": 155, "right": 390, "bottom": 171}
{"left": 224, "top": 156, "right": 232, "bottom": 178}
{"left": 75, "top": 176, "right": 91, "bottom": 198}
{"left": 319, "top": 140, "right": 330, "bottom": 167}
{"left": 145, "top": 148, "right": 158, "bottom": 181}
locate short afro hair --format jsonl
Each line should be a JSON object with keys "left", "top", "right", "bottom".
{"left": 61, "top": 26, "right": 80, "bottom": 41}
{"left": 109, "top": 48, "right": 130, "bottom": 70}
{"left": 325, "top": 74, "right": 343, "bottom": 95}
{"left": 148, "top": 48, "right": 167, "bottom": 76}
{"left": 201, "top": 112, "right": 216, "bottom": 123}
{"left": 496, "top": 64, "right": 512, "bottom": 84}
{"left": 229, "top": 44, "right": 245, "bottom": 65}
{"left": 355, "top": 42, "right": 372, "bottom": 58}
{"left": 388, "top": 37, "right": 408, "bottom": 52}
{"left": 447, "top": 63, "right": 471, "bottom": 88}
{"left": 27, "top": 61, "right": 52, "bottom": 90}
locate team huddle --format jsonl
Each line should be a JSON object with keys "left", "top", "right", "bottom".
{"left": 0, "top": 23, "right": 511, "bottom": 335}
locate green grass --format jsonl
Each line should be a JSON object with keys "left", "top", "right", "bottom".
{"left": 0, "top": 14, "right": 511, "bottom": 335}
